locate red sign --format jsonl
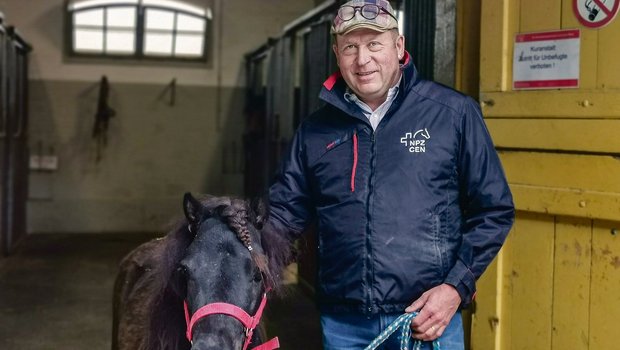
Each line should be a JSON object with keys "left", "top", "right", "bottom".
{"left": 515, "top": 29, "right": 581, "bottom": 42}
{"left": 573, "top": 0, "right": 620, "bottom": 28}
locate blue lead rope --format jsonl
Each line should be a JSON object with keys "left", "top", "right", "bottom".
{"left": 363, "top": 312, "right": 441, "bottom": 350}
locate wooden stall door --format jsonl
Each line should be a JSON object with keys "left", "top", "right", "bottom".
{"left": 471, "top": 1, "right": 620, "bottom": 349}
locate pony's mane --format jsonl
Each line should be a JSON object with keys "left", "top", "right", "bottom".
{"left": 143, "top": 195, "right": 296, "bottom": 350}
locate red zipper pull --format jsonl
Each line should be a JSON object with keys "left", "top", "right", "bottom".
{"left": 351, "top": 131, "right": 358, "bottom": 192}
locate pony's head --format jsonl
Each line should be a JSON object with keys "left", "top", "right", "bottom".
{"left": 144, "top": 193, "right": 294, "bottom": 350}
{"left": 180, "top": 193, "right": 269, "bottom": 349}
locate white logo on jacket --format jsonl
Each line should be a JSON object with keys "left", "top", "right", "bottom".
{"left": 400, "top": 128, "right": 430, "bottom": 153}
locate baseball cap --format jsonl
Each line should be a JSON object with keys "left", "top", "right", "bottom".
{"left": 331, "top": 0, "right": 399, "bottom": 35}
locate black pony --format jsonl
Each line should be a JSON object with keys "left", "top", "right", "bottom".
{"left": 112, "top": 193, "right": 295, "bottom": 350}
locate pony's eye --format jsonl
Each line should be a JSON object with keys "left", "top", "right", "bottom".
{"left": 177, "top": 265, "right": 189, "bottom": 278}
{"left": 253, "top": 269, "right": 263, "bottom": 282}
{"left": 171, "top": 264, "right": 189, "bottom": 297}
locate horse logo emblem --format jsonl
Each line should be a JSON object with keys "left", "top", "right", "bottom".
{"left": 400, "top": 128, "right": 430, "bottom": 153}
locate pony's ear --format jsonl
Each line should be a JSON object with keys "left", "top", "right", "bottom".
{"left": 250, "top": 198, "right": 267, "bottom": 230}
{"left": 183, "top": 192, "right": 204, "bottom": 224}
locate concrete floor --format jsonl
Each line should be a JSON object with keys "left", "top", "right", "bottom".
{"left": 0, "top": 233, "right": 322, "bottom": 350}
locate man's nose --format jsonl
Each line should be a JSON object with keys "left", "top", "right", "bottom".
{"left": 356, "top": 47, "right": 370, "bottom": 65}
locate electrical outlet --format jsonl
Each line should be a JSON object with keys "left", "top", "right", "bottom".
{"left": 40, "top": 155, "right": 58, "bottom": 171}
{"left": 29, "top": 155, "right": 41, "bottom": 170}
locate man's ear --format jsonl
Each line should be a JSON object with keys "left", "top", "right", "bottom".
{"left": 397, "top": 34, "right": 405, "bottom": 60}
{"left": 183, "top": 192, "right": 204, "bottom": 224}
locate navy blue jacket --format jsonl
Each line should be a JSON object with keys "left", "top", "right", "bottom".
{"left": 269, "top": 53, "right": 514, "bottom": 314}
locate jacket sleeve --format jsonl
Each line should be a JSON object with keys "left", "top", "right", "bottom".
{"left": 268, "top": 125, "right": 314, "bottom": 238}
{"left": 443, "top": 97, "right": 515, "bottom": 306}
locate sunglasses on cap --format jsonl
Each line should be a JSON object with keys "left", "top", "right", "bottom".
{"left": 337, "top": 4, "right": 398, "bottom": 22}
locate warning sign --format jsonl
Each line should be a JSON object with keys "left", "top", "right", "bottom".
{"left": 573, "top": 0, "right": 620, "bottom": 28}
{"left": 513, "top": 29, "right": 580, "bottom": 90}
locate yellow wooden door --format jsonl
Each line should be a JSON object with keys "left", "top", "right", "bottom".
{"left": 465, "top": 0, "right": 620, "bottom": 349}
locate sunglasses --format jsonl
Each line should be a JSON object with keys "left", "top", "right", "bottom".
{"left": 337, "top": 4, "right": 398, "bottom": 22}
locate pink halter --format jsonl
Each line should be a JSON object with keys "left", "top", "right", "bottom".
{"left": 184, "top": 293, "right": 280, "bottom": 350}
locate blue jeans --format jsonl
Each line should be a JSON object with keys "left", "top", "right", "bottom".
{"left": 321, "top": 311, "right": 464, "bottom": 350}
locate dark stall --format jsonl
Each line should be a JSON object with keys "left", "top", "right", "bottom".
{"left": 0, "top": 15, "right": 32, "bottom": 256}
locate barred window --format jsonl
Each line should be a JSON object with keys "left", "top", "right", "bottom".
{"left": 67, "top": 0, "right": 211, "bottom": 60}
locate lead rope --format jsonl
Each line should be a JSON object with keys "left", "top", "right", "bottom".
{"left": 363, "top": 312, "right": 441, "bottom": 350}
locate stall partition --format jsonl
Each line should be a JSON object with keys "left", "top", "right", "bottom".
{"left": 0, "top": 19, "right": 32, "bottom": 256}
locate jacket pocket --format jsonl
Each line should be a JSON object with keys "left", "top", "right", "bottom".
{"left": 432, "top": 214, "right": 447, "bottom": 274}
{"left": 309, "top": 129, "right": 358, "bottom": 196}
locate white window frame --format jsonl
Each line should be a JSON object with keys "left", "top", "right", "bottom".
{"left": 67, "top": 0, "right": 212, "bottom": 61}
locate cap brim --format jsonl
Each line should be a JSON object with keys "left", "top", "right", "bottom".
{"left": 336, "top": 23, "right": 395, "bottom": 35}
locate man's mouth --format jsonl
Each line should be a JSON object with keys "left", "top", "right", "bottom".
{"left": 356, "top": 71, "right": 376, "bottom": 76}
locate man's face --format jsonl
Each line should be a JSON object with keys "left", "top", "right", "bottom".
{"left": 333, "top": 28, "right": 404, "bottom": 109}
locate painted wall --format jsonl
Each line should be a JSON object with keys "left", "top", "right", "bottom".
{"left": 0, "top": 0, "right": 315, "bottom": 233}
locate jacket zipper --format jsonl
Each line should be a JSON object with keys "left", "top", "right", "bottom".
{"left": 364, "top": 130, "right": 376, "bottom": 314}
{"left": 351, "top": 131, "right": 358, "bottom": 192}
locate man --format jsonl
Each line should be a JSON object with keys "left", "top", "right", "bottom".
{"left": 268, "top": 0, "right": 514, "bottom": 349}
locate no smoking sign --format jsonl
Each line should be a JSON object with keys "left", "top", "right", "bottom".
{"left": 573, "top": 0, "right": 620, "bottom": 28}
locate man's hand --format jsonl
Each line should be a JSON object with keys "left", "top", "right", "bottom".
{"left": 405, "top": 283, "right": 461, "bottom": 341}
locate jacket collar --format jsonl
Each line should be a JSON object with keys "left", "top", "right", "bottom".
{"left": 318, "top": 51, "right": 419, "bottom": 122}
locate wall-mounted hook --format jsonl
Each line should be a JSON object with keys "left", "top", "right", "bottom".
{"left": 93, "top": 75, "right": 116, "bottom": 162}
{"left": 169, "top": 78, "right": 176, "bottom": 106}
